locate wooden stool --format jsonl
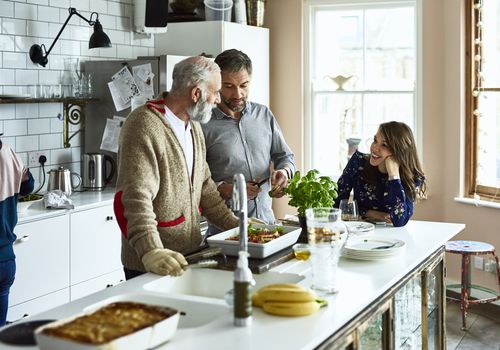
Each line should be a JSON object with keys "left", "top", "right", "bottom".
{"left": 445, "top": 240, "right": 500, "bottom": 330}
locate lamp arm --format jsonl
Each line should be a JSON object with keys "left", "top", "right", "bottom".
{"left": 44, "top": 8, "right": 97, "bottom": 58}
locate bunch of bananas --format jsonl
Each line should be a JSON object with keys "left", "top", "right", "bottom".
{"left": 252, "top": 283, "right": 328, "bottom": 317}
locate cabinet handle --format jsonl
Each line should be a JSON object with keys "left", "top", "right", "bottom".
{"left": 106, "top": 284, "right": 113, "bottom": 288}
{"left": 14, "top": 235, "right": 30, "bottom": 244}
{"left": 6, "top": 313, "right": 29, "bottom": 324}
{"left": 106, "top": 216, "right": 114, "bottom": 221}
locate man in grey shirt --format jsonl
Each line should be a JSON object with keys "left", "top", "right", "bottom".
{"left": 201, "top": 49, "right": 295, "bottom": 235}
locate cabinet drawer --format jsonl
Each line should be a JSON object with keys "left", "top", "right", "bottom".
{"left": 10, "top": 215, "right": 70, "bottom": 306}
{"left": 70, "top": 205, "right": 122, "bottom": 284}
{"left": 70, "top": 269, "right": 125, "bottom": 301}
{"left": 7, "top": 288, "right": 70, "bottom": 323}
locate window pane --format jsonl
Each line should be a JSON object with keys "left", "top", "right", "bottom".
{"left": 476, "top": 92, "right": 500, "bottom": 187}
{"left": 365, "top": 8, "right": 415, "bottom": 90}
{"left": 481, "top": 1, "right": 500, "bottom": 88}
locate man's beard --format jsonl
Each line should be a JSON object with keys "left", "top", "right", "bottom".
{"left": 221, "top": 94, "right": 246, "bottom": 113}
{"left": 188, "top": 94, "right": 214, "bottom": 124}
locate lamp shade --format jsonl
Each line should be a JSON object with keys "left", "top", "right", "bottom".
{"left": 89, "top": 20, "right": 112, "bottom": 49}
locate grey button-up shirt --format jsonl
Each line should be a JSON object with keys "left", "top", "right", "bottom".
{"left": 201, "top": 102, "right": 295, "bottom": 234}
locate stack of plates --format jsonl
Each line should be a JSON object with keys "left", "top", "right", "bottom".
{"left": 344, "top": 221, "right": 375, "bottom": 235}
{"left": 342, "top": 236, "right": 405, "bottom": 260}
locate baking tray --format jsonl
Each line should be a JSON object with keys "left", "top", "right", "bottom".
{"left": 35, "top": 296, "right": 179, "bottom": 350}
{"left": 207, "top": 224, "right": 301, "bottom": 259}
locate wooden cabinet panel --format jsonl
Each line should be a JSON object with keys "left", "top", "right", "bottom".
{"left": 10, "top": 215, "right": 70, "bottom": 306}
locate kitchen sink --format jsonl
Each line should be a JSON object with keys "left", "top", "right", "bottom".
{"left": 143, "top": 268, "right": 305, "bottom": 299}
{"left": 83, "top": 293, "right": 229, "bottom": 329}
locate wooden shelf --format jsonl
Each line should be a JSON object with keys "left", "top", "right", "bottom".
{"left": 0, "top": 97, "right": 98, "bottom": 148}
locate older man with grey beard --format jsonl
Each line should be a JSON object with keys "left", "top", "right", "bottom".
{"left": 114, "top": 56, "right": 239, "bottom": 280}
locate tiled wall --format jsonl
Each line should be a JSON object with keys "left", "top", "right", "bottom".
{"left": 0, "top": 0, "right": 155, "bottom": 191}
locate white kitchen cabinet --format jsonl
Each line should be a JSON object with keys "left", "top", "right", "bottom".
{"left": 7, "top": 289, "right": 69, "bottom": 324}
{"left": 70, "top": 204, "right": 122, "bottom": 285}
{"left": 9, "top": 215, "right": 70, "bottom": 306}
{"left": 155, "top": 21, "right": 269, "bottom": 106}
{"left": 70, "top": 269, "right": 124, "bottom": 301}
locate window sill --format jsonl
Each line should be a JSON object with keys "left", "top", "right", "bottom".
{"left": 454, "top": 197, "right": 500, "bottom": 210}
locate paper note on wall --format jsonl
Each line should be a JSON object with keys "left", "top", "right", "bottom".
{"left": 132, "top": 63, "right": 155, "bottom": 98}
{"left": 100, "top": 118, "right": 122, "bottom": 153}
{"left": 112, "top": 66, "right": 140, "bottom": 104}
{"left": 108, "top": 81, "right": 129, "bottom": 111}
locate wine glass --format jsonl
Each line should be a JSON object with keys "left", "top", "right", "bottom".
{"left": 339, "top": 199, "right": 359, "bottom": 221}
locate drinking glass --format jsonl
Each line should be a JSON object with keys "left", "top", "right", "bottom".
{"left": 339, "top": 199, "right": 359, "bottom": 221}
{"left": 305, "top": 208, "right": 348, "bottom": 293}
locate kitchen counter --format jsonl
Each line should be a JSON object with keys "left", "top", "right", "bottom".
{"left": 1, "top": 220, "right": 465, "bottom": 350}
{"left": 17, "top": 188, "right": 116, "bottom": 224}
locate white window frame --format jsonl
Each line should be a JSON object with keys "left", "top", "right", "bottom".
{"left": 303, "top": 0, "right": 422, "bottom": 177}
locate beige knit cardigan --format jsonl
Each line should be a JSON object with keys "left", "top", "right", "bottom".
{"left": 114, "top": 99, "right": 238, "bottom": 272}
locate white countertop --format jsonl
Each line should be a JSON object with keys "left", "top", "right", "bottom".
{"left": 1, "top": 220, "right": 465, "bottom": 350}
{"left": 17, "top": 189, "right": 116, "bottom": 224}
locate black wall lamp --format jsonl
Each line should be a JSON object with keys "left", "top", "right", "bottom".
{"left": 30, "top": 7, "right": 111, "bottom": 67}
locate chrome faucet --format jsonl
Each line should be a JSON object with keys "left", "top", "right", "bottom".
{"left": 232, "top": 173, "right": 248, "bottom": 253}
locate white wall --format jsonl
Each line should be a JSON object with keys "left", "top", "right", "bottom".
{"left": 0, "top": 0, "right": 154, "bottom": 191}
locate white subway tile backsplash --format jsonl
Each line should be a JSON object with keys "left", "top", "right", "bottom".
{"left": 27, "top": 0, "right": 48, "bottom": 5}
{"left": 48, "top": 0, "right": 66, "bottom": 8}
{"left": 0, "top": 105, "right": 16, "bottom": 119}
{"left": 4, "top": 119, "right": 27, "bottom": 135}
{"left": 14, "top": 2, "right": 37, "bottom": 20}
{"left": 71, "top": 0, "right": 88, "bottom": 12}
{"left": 39, "top": 103, "right": 61, "bottom": 117}
{"left": 15, "top": 69, "right": 38, "bottom": 84}
{"left": 0, "top": 33, "right": 15, "bottom": 50}
{"left": 39, "top": 132, "right": 60, "bottom": 149}
{"left": 3, "top": 51, "right": 26, "bottom": 68}
{"left": 26, "top": 19, "right": 48, "bottom": 36}
{"left": 2, "top": 0, "right": 151, "bottom": 172}
{"left": 59, "top": 39, "right": 80, "bottom": 56}
{"left": 16, "top": 135, "right": 39, "bottom": 152}
{"left": 0, "top": 1, "right": 14, "bottom": 17}
{"left": 107, "top": 2, "right": 121, "bottom": 16}
{"left": 39, "top": 69, "right": 61, "bottom": 84}
{"left": 0, "top": 69, "right": 16, "bottom": 84}
{"left": 37, "top": 5, "right": 59, "bottom": 23}
{"left": 15, "top": 103, "right": 39, "bottom": 119}
{"left": 51, "top": 147, "right": 72, "bottom": 163}
{"left": 50, "top": 117, "right": 63, "bottom": 132}
{"left": 28, "top": 117, "right": 50, "bottom": 134}
{"left": 93, "top": 0, "right": 107, "bottom": 15}
{"left": 1, "top": 18, "right": 26, "bottom": 35}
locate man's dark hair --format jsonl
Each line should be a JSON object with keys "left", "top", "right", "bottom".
{"left": 214, "top": 49, "right": 252, "bottom": 75}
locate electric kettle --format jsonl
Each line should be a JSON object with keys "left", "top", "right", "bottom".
{"left": 82, "top": 153, "right": 116, "bottom": 191}
{"left": 47, "top": 167, "right": 82, "bottom": 196}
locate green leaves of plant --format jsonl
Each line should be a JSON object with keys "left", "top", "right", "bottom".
{"left": 283, "top": 170, "right": 338, "bottom": 216}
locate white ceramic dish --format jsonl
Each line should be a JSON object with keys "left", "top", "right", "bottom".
{"left": 344, "top": 221, "right": 375, "bottom": 235}
{"left": 35, "top": 297, "right": 179, "bottom": 350}
{"left": 342, "top": 236, "right": 405, "bottom": 260}
{"left": 17, "top": 195, "right": 44, "bottom": 213}
{"left": 207, "top": 224, "right": 301, "bottom": 258}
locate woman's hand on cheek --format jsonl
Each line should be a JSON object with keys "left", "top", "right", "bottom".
{"left": 385, "top": 156, "right": 400, "bottom": 177}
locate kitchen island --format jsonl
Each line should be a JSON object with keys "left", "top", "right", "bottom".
{"left": 1, "top": 220, "right": 464, "bottom": 350}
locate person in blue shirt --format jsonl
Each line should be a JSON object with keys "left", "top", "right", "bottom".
{"left": 334, "top": 121, "right": 427, "bottom": 227}
{"left": 0, "top": 134, "right": 34, "bottom": 326}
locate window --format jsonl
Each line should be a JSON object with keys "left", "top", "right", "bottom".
{"left": 466, "top": 0, "right": 500, "bottom": 200}
{"left": 305, "top": 0, "right": 417, "bottom": 178}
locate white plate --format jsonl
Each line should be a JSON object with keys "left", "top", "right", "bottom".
{"left": 342, "top": 236, "right": 405, "bottom": 260}
{"left": 207, "top": 224, "right": 301, "bottom": 259}
{"left": 345, "top": 221, "right": 375, "bottom": 235}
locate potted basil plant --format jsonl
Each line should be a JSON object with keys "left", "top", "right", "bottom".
{"left": 284, "top": 169, "right": 338, "bottom": 242}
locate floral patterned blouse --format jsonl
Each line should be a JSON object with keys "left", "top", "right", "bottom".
{"left": 334, "top": 151, "right": 423, "bottom": 227}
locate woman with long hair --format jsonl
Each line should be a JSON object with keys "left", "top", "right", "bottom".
{"left": 334, "top": 121, "right": 427, "bottom": 227}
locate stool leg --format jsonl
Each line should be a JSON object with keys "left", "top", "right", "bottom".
{"left": 460, "top": 254, "right": 470, "bottom": 330}
{"left": 493, "top": 252, "right": 500, "bottom": 294}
